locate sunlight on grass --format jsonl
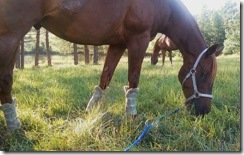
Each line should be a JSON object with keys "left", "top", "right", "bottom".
{"left": 0, "top": 55, "right": 240, "bottom": 151}
{"left": 68, "top": 107, "right": 107, "bottom": 136}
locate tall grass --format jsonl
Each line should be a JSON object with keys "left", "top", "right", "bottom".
{"left": 0, "top": 55, "right": 240, "bottom": 151}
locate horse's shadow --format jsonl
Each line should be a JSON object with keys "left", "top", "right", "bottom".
{"left": 0, "top": 127, "right": 35, "bottom": 151}
{"left": 0, "top": 66, "right": 129, "bottom": 151}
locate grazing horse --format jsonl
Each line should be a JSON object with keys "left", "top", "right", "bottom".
{"left": 151, "top": 34, "right": 178, "bottom": 66}
{"left": 0, "top": 0, "right": 223, "bottom": 131}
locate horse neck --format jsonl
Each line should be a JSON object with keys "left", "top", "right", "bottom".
{"left": 152, "top": 39, "right": 161, "bottom": 56}
{"left": 160, "top": 0, "right": 207, "bottom": 64}
{"left": 166, "top": 27, "right": 207, "bottom": 62}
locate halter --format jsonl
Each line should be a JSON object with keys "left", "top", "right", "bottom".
{"left": 182, "top": 48, "right": 213, "bottom": 103}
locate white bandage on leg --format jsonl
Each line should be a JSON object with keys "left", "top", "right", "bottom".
{"left": 86, "top": 85, "right": 109, "bottom": 111}
{"left": 0, "top": 98, "right": 21, "bottom": 131}
{"left": 124, "top": 86, "right": 139, "bottom": 115}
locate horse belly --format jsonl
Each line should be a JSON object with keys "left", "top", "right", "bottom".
{"left": 41, "top": 0, "right": 128, "bottom": 45}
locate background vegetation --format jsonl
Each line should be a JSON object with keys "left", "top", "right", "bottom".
{"left": 0, "top": 0, "right": 240, "bottom": 152}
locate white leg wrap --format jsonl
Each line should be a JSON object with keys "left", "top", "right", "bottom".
{"left": 86, "top": 85, "right": 109, "bottom": 111}
{"left": 0, "top": 98, "right": 21, "bottom": 131}
{"left": 124, "top": 86, "right": 139, "bottom": 115}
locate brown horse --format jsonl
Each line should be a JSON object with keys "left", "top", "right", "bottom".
{"left": 0, "top": 0, "right": 223, "bottom": 131}
{"left": 151, "top": 34, "right": 178, "bottom": 66}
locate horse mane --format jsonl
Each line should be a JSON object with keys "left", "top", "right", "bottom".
{"left": 162, "top": 0, "right": 207, "bottom": 55}
{"left": 176, "top": 0, "right": 206, "bottom": 43}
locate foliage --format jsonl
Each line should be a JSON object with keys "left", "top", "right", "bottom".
{"left": 0, "top": 56, "right": 240, "bottom": 151}
{"left": 221, "top": 0, "right": 240, "bottom": 55}
{"left": 195, "top": 1, "right": 239, "bottom": 55}
{"left": 196, "top": 8, "right": 226, "bottom": 47}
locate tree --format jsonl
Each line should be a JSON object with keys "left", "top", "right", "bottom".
{"left": 221, "top": 0, "right": 240, "bottom": 55}
{"left": 46, "top": 30, "right": 52, "bottom": 66}
{"left": 93, "top": 46, "right": 99, "bottom": 65}
{"left": 35, "top": 29, "right": 40, "bottom": 67}
{"left": 209, "top": 11, "right": 226, "bottom": 44}
{"left": 20, "top": 38, "right": 25, "bottom": 69}
{"left": 73, "top": 43, "right": 78, "bottom": 65}
{"left": 15, "top": 38, "right": 25, "bottom": 69}
{"left": 196, "top": 7, "right": 225, "bottom": 47}
{"left": 15, "top": 43, "right": 21, "bottom": 69}
{"left": 196, "top": 6, "right": 212, "bottom": 46}
{"left": 84, "top": 45, "right": 89, "bottom": 64}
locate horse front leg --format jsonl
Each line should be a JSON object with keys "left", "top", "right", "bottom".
{"left": 86, "top": 45, "right": 126, "bottom": 111}
{"left": 162, "top": 50, "right": 166, "bottom": 66}
{"left": 0, "top": 38, "right": 21, "bottom": 131}
{"left": 169, "top": 50, "right": 173, "bottom": 66}
{"left": 125, "top": 33, "right": 150, "bottom": 117}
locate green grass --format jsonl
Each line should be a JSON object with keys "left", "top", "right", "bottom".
{"left": 0, "top": 55, "right": 240, "bottom": 151}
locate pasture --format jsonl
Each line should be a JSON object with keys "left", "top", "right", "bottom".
{"left": 0, "top": 55, "right": 240, "bottom": 151}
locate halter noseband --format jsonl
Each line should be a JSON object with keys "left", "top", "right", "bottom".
{"left": 182, "top": 48, "right": 213, "bottom": 103}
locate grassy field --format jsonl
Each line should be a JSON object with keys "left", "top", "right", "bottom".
{"left": 0, "top": 55, "right": 240, "bottom": 152}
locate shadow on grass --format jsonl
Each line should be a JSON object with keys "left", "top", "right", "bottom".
{"left": 0, "top": 127, "right": 35, "bottom": 151}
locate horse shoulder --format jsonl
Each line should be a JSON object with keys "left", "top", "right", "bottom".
{"left": 123, "top": 1, "right": 156, "bottom": 33}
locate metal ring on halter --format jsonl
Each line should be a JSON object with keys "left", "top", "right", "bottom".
{"left": 193, "top": 91, "right": 200, "bottom": 98}
{"left": 190, "top": 68, "right": 196, "bottom": 74}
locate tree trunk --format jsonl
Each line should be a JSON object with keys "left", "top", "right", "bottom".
{"left": 20, "top": 38, "right": 25, "bottom": 69}
{"left": 35, "top": 29, "right": 40, "bottom": 67}
{"left": 15, "top": 43, "right": 21, "bottom": 69}
{"left": 46, "top": 30, "right": 52, "bottom": 66}
{"left": 93, "top": 46, "right": 99, "bottom": 65}
{"left": 73, "top": 43, "right": 78, "bottom": 65}
{"left": 84, "top": 45, "right": 89, "bottom": 64}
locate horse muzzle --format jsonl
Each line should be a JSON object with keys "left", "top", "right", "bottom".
{"left": 186, "top": 98, "right": 211, "bottom": 116}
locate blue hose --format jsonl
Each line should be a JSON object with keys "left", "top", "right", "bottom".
{"left": 124, "top": 123, "right": 153, "bottom": 151}
{"left": 124, "top": 107, "right": 182, "bottom": 151}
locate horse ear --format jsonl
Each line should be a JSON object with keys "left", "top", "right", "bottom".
{"left": 206, "top": 44, "right": 224, "bottom": 57}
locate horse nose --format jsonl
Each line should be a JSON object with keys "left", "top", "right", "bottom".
{"left": 187, "top": 101, "right": 211, "bottom": 116}
{"left": 150, "top": 60, "right": 156, "bottom": 65}
{"left": 195, "top": 105, "right": 211, "bottom": 116}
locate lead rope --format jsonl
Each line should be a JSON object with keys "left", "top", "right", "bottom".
{"left": 124, "top": 105, "right": 185, "bottom": 151}
{"left": 124, "top": 48, "right": 211, "bottom": 151}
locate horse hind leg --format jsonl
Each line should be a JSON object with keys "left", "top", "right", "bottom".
{"left": 85, "top": 45, "right": 126, "bottom": 111}
{"left": 0, "top": 38, "right": 21, "bottom": 131}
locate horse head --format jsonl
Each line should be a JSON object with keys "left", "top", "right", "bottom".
{"left": 178, "top": 44, "right": 224, "bottom": 116}
{"left": 151, "top": 53, "right": 159, "bottom": 65}
{"left": 151, "top": 39, "right": 162, "bottom": 65}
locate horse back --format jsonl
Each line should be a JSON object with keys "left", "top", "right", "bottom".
{"left": 41, "top": 0, "right": 159, "bottom": 45}
{"left": 1, "top": 0, "right": 166, "bottom": 45}
{"left": 157, "top": 34, "right": 178, "bottom": 50}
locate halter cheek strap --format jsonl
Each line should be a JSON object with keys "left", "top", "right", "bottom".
{"left": 182, "top": 48, "right": 213, "bottom": 103}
